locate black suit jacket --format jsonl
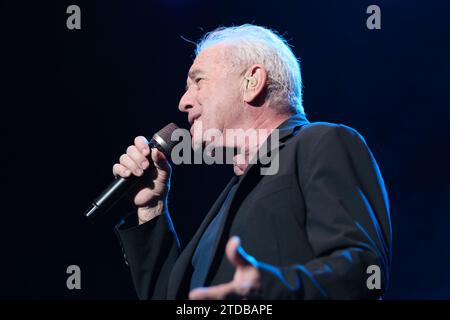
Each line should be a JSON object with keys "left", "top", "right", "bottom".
{"left": 116, "top": 114, "right": 392, "bottom": 299}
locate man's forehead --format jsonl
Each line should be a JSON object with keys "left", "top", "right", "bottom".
{"left": 188, "top": 44, "right": 231, "bottom": 76}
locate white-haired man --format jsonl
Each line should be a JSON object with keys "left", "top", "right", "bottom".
{"left": 113, "top": 24, "right": 391, "bottom": 299}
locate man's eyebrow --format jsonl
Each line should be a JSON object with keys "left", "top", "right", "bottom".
{"left": 188, "top": 69, "right": 204, "bottom": 79}
{"left": 185, "top": 69, "right": 205, "bottom": 91}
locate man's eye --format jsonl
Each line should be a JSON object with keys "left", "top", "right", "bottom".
{"left": 195, "top": 78, "right": 203, "bottom": 83}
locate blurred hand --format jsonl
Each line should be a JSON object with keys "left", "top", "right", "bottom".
{"left": 189, "top": 237, "right": 261, "bottom": 300}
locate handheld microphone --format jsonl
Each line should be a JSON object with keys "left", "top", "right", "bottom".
{"left": 84, "top": 123, "right": 180, "bottom": 222}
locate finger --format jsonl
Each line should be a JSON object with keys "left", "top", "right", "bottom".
{"left": 127, "top": 145, "right": 150, "bottom": 170}
{"left": 189, "top": 283, "right": 235, "bottom": 300}
{"left": 112, "top": 163, "right": 131, "bottom": 177}
{"left": 134, "top": 136, "right": 150, "bottom": 156}
{"left": 151, "top": 148, "right": 171, "bottom": 173}
{"left": 226, "top": 236, "right": 249, "bottom": 268}
{"left": 234, "top": 268, "right": 261, "bottom": 297}
{"left": 119, "top": 154, "right": 142, "bottom": 176}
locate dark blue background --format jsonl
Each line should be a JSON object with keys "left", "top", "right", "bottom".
{"left": 2, "top": 0, "right": 450, "bottom": 299}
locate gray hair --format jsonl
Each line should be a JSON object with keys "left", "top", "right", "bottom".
{"left": 195, "top": 24, "right": 304, "bottom": 115}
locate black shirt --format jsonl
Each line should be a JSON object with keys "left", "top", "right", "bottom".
{"left": 190, "top": 179, "right": 239, "bottom": 290}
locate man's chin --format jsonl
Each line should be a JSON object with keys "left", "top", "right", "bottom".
{"left": 192, "top": 139, "right": 203, "bottom": 152}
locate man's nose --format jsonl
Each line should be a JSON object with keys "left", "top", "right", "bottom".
{"left": 178, "top": 91, "right": 194, "bottom": 113}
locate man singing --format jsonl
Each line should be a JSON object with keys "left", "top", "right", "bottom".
{"left": 113, "top": 24, "right": 392, "bottom": 299}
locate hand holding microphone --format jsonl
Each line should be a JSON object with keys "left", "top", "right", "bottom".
{"left": 85, "top": 123, "right": 179, "bottom": 223}
{"left": 112, "top": 136, "right": 171, "bottom": 224}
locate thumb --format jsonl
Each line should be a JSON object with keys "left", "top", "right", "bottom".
{"left": 226, "top": 236, "right": 249, "bottom": 268}
{"left": 151, "top": 148, "right": 171, "bottom": 173}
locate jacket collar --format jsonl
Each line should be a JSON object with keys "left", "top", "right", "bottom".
{"left": 275, "top": 112, "right": 310, "bottom": 144}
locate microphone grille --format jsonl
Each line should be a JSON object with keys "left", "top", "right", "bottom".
{"left": 152, "top": 122, "right": 180, "bottom": 155}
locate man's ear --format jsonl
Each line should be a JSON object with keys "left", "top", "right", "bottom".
{"left": 243, "top": 65, "right": 267, "bottom": 104}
